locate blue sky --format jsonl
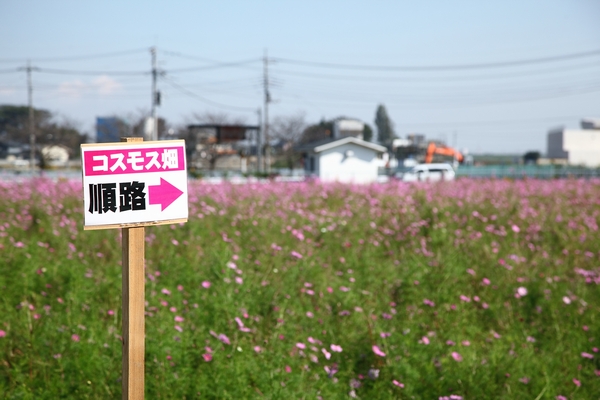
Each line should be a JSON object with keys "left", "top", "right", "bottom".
{"left": 1, "top": 0, "right": 599, "bottom": 153}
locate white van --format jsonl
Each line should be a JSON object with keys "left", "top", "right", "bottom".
{"left": 396, "top": 163, "right": 455, "bottom": 182}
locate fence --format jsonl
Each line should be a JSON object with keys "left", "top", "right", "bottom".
{"left": 455, "top": 165, "right": 600, "bottom": 179}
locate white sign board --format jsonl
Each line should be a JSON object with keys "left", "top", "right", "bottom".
{"left": 81, "top": 140, "right": 188, "bottom": 230}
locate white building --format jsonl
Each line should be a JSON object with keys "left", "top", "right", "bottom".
{"left": 300, "top": 136, "right": 387, "bottom": 183}
{"left": 547, "top": 120, "right": 600, "bottom": 167}
{"left": 332, "top": 118, "right": 364, "bottom": 140}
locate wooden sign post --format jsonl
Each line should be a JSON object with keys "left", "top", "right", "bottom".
{"left": 80, "top": 137, "right": 188, "bottom": 399}
{"left": 121, "top": 136, "right": 145, "bottom": 400}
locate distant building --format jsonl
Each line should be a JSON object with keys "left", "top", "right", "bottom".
{"left": 41, "top": 144, "right": 70, "bottom": 167}
{"left": 96, "top": 117, "right": 121, "bottom": 143}
{"left": 298, "top": 136, "right": 387, "bottom": 183}
{"left": 332, "top": 118, "right": 364, "bottom": 140}
{"left": 547, "top": 119, "right": 600, "bottom": 167}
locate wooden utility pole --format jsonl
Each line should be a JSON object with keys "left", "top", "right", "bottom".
{"left": 263, "top": 50, "right": 271, "bottom": 174}
{"left": 121, "top": 136, "right": 145, "bottom": 399}
{"left": 150, "top": 47, "right": 158, "bottom": 141}
{"left": 26, "top": 61, "right": 35, "bottom": 172}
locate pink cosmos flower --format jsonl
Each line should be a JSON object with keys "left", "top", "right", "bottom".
{"left": 285, "top": 365, "right": 292, "bottom": 373}
{"left": 174, "top": 325, "right": 183, "bottom": 332}
{"left": 322, "top": 348, "right": 331, "bottom": 360}
{"left": 512, "top": 225, "right": 520, "bottom": 233}
{"left": 380, "top": 332, "right": 391, "bottom": 338}
{"left": 218, "top": 333, "right": 231, "bottom": 345}
{"left": 392, "top": 380, "right": 404, "bottom": 388}
{"left": 235, "top": 277, "right": 243, "bottom": 285}
{"left": 174, "top": 316, "right": 184, "bottom": 323}
{"left": 563, "top": 296, "right": 571, "bottom": 305}
{"left": 581, "top": 352, "right": 594, "bottom": 359}
{"left": 421, "top": 336, "right": 430, "bottom": 345}
{"left": 573, "top": 378, "right": 581, "bottom": 387}
{"left": 71, "top": 334, "right": 80, "bottom": 342}
{"left": 177, "top": 285, "right": 184, "bottom": 291}
{"left": 327, "top": 287, "right": 333, "bottom": 293}
{"left": 446, "top": 340, "right": 455, "bottom": 346}
{"left": 161, "top": 288, "right": 171, "bottom": 296}
{"left": 202, "top": 353, "right": 212, "bottom": 362}
{"left": 423, "top": 299, "right": 435, "bottom": 307}
{"left": 517, "top": 287, "right": 528, "bottom": 297}
{"left": 296, "top": 342, "right": 306, "bottom": 349}
{"left": 461, "top": 340, "right": 470, "bottom": 346}
{"left": 482, "top": 278, "right": 491, "bottom": 285}
{"left": 526, "top": 336, "right": 536, "bottom": 343}
{"left": 0, "top": 330, "right": 6, "bottom": 338}
{"left": 201, "top": 281, "right": 211, "bottom": 289}
{"left": 254, "top": 346, "right": 261, "bottom": 353}
{"left": 451, "top": 352, "right": 463, "bottom": 362}
{"left": 330, "top": 344, "right": 342, "bottom": 352}
{"left": 290, "top": 251, "right": 303, "bottom": 259}
{"left": 107, "top": 310, "right": 114, "bottom": 316}
{"left": 459, "top": 295, "right": 471, "bottom": 302}
{"left": 372, "top": 345, "right": 386, "bottom": 357}
{"left": 467, "top": 269, "right": 475, "bottom": 276}
{"left": 306, "top": 311, "right": 314, "bottom": 318}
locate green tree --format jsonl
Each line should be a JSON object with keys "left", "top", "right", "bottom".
{"left": 0, "top": 104, "right": 86, "bottom": 152}
{"left": 374, "top": 104, "right": 395, "bottom": 148}
{"left": 362, "top": 123, "right": 373, "bottom": 142}
{"left": 299, "top": 119, "right": 334, "bottom": 144}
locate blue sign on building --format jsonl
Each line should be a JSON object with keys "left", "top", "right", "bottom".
{"left": 96, "top": 117, "right": 120, "bottom": 143}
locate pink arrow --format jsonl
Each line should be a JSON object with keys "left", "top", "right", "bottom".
{"left": 149, "top": 178, "right": 184, "bottom": 211}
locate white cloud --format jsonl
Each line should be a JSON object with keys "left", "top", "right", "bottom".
{"left": 58, "top": 79, "right": 86, "bottom": 98}
{"left": 0, "top": 87, "right": 16, "bottom": 96}
{"left": 91, "top": 75, "right": 121, "bottom": 95}
{"left": 56, "top": 75, "right": 122, "bottom": 98}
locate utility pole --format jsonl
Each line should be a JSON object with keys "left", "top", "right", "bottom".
{"left": 150, "top": 47, "right": 159, "bottom": 141}
{"left": 263, "top": 50, "right": 271, "bottom": 174}
{"left": 256, "top": 108, "right": 263, "bottom": 173}
{"left": 26, "top": 61, "right": 35, "bottom": 172}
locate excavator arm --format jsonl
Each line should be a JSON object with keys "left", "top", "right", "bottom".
{"left": 425, "top": 142, "right": 464, "bottom": 163}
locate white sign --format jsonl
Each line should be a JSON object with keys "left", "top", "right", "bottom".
{"left": 81, "top": 140, "right": 188, "bottom": 229}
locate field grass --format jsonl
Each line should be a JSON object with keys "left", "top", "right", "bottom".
{"left": 1, "top": 177, "right": 599, "bottom": 399}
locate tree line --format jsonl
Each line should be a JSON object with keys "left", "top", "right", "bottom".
{"left": 0, "top": 103, "right": 397, "bottom": 166}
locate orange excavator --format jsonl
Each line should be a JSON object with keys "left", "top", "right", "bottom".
{"left": 424, "top": 142, "right": 464, "bottom": 164}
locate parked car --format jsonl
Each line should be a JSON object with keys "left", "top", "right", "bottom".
{"left": 395, "top": 163, "right": 455, "bottom": 182}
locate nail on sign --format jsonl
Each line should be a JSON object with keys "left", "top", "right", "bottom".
{"left": 81, "top": 140, "right": 188, "bottom": 229}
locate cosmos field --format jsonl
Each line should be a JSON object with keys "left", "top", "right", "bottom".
{"left": 1, "top": 177, "right": 599, "bottom": 399}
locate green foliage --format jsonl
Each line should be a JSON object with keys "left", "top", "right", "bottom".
{"left": 362, "top": 123, "right": 373, "bottom": 142}
{"left": 0, "top": 178, "right": 599, "bottom": 399}
{"left": 375, "top": 104, "right": 395, "bottom": 147}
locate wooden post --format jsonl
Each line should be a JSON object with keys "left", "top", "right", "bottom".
{"left": 121, "top": 137, "right": 145, "bottom": 400}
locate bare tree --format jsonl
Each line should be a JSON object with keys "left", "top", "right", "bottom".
{"left": 271, "top": 112, "right": 306, "bottom": 169}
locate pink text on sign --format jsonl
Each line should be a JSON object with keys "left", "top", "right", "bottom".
{"left": 84, "top": 146, "right": 185, "bottom": 176}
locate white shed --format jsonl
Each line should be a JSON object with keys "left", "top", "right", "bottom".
{"left": 300, "top": 137, "right": 387, "bottom": 183}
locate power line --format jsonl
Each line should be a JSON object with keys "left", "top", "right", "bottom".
{"left": 36, "top": 67, "right": 149, "bottom": 76}
{"left": 0, "top": 48, "right": 149, "bottom": 63}
{"left": 272, "top": 60, "right": 600, "bottom": 83}
{"left": 161, "top": 76, "right": 256, "bottom": 112}
{"left": 272, "top": 48, "right": 600, "bottom": 71}
{"left": 395, "top": 115, "right": 583, "bottom": 128}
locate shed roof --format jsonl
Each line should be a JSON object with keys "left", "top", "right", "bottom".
{"left": 298, "top": 136, "right": 386, "bottom": 154}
